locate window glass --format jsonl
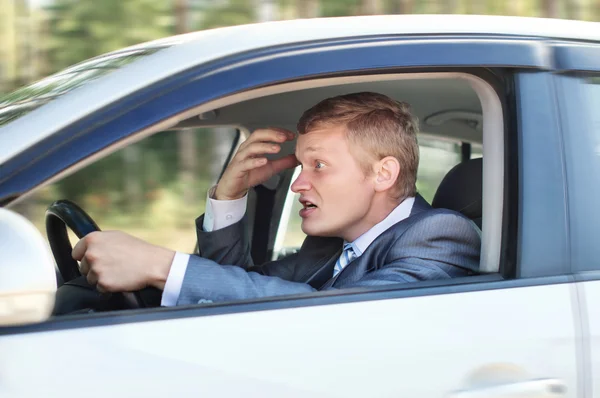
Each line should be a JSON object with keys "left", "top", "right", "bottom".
{"left": 592, "top": 77, "right": 600, "bottom": 131}
{"left": 273, "top": 136, "right": 466, "bottom": 259}
{"left": 560, "top": 76, "right": 600, "bottom": 271}
{"left": 10, "top": 128, "right": 238, "bottom": 252}
{"left": 415, "top": 137, "right": 462, "bottom": 202}
{"left": 0, "top": 47, "right": 166, "bottom": 126}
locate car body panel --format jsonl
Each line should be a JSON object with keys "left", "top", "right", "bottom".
{"left": 0, "top": 284, "right": 579, "bottom": 397}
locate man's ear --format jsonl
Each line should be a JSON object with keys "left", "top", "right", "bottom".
{"left": 373, "top": 156, "right": 400, "bottom": 193}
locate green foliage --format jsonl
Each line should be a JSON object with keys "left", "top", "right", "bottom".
{"left": 45, "top": 0, "right": 173, "bottom": 73}
{"left": 320, "top": 0, "right": 362, "bottom": 16}
{"left": 53, "top": 129, "right": 224, "bottom": 213}
{"left": 195, "top": 0, "right": 256, "bottom": 28}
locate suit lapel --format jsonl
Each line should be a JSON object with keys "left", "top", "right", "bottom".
{"left": 293, "top": 235, "right": 342, "bottom": 289}
{"left": 298, "top": 195, "right": 432, "bottom": 289}
{"left": 410, "top": 194, "right": 431, "bottom": 216}
{"left": 326, "top": 194, "right": 433, "bottom": 288}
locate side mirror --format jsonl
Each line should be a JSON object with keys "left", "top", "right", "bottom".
{"left": 0, "top": 208, "right": 57, "bottom": 326}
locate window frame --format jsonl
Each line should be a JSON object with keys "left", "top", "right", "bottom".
{"left": 0, "top": 35, "right": 555, "bottom": 335}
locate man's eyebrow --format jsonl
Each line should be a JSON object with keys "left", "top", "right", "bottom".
{"left": 304, "top": 146, "right": 325, "bottom": 153}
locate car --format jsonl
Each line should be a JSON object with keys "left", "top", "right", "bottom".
{"left": 0, "top": 14, "right": 599, "bottom": 398}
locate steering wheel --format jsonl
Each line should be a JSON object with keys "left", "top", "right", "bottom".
{"left": 45, "top": 199, "right": 148, "bottom": 310}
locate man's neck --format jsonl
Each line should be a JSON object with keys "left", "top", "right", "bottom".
{"left": 342, "top": 197, "right": 403, "bottom": 242}
{"left": 345, "top": 196, "right": 416, "bottom": 254}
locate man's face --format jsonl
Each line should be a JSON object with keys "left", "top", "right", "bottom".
{"left": 291, "top": 125, "right": 376, "bottom": 241}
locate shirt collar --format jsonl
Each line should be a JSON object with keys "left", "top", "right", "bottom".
{"left": 348, "top": 196, "right": 415, "bottom": 256}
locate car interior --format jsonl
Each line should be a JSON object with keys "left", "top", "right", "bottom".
{"left": 175, "top": 74, "right": 493, "bottom": 266}
{"left": 49, "top": 71, "right": 502, "bottom": 316}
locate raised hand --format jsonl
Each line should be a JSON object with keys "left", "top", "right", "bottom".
{"left": 214, "top": 128, "right": 298, "bottom": 201}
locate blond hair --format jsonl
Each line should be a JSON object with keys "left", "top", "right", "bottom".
{"left": 297, "top": 92, "right": 419, "bottom": 201}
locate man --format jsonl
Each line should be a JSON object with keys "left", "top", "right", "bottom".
{"left": 73, "top": 92, "right": 481, "bottom": 306}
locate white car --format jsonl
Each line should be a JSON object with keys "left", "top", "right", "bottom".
{"left": 1, "top": 15, "right": 599, "bottom": 398}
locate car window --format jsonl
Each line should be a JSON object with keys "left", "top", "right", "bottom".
{"left": 272, "top": 136, "right": 476, "bottom": 259}
{"left": 10, "top": 128, "right": 238, "bottom": 252}
{"left": 560, "top": 75, "right": 600, "bottom": 272}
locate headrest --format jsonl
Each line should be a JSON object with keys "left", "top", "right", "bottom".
{"left": 432, "top": 157, "right": 482, "bottom": 227}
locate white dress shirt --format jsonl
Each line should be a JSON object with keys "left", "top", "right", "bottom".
{"left": 161, "top": 187, "right": 248, "bottom": 306}
{"left": 344, "top": 196, "right": 415, "bottom": 258}
{"left": 161, "top": 190, "right": 415, "bottom": 307}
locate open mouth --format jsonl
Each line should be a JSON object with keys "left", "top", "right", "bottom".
{"left": 303, "top": 201, "right": 317, "bottom": 209}
{"left": 299, "top": 199, "right": 318, "bottom": 218}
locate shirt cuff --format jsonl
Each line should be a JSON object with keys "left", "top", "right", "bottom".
{"left": 203, "top": 185, "right": 248, "bottom": 232}
{"left": 161, "top": 252, "right": 190, "bottom": 307}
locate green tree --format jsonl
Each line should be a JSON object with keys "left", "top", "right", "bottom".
{"left": 42, "top": 0, "right": 173, "bottom": 213}
{"left": 195, "top": 0, "right": 255, "bottom": 29}
{"left": 45, "top": 0, "right": 173, "bottom": 73}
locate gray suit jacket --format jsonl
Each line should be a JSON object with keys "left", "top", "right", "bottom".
{"left": 177, "top": 195, "right": 481, "bottom": 305}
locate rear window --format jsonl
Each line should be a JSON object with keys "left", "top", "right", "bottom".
{"left": 0, "top": 47, "right": 165, "bottom": 126}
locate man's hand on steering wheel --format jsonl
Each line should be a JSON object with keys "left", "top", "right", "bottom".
{"left": 72, "top": 230, "right": 175, "bottom": 293}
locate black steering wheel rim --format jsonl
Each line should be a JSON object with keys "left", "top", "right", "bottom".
{"left": 46, "top": 199, "right": 100, "bottom": 282}
{"left": 45, "top": 199, "right": 146, "bottom": 309}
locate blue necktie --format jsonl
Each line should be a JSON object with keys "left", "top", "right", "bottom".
{"left": 333, "top": 243, "right": 357, "bottom": 277}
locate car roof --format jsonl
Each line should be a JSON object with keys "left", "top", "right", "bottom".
{"left": 98, "top": 14, "right": 600, "bottom": 55}
{"left": 1, "top": 14, "right": 598, "bottom": 164}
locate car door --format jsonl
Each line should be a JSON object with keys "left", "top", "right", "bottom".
{"left": 1, "top": 35, "right": 581, "bottom": 397}
{"left": 554, "top": 43, "right": 600, "bottom": 398}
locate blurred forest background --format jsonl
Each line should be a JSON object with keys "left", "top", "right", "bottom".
{"left": 1, "top": 0, "right": 598, "bottom": 253}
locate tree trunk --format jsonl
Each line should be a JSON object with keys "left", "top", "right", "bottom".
{"left": 470, "top": 0, "right": 488, "bottom": 14}
{"left": 564, "top": 0, "right": 584, "bottom": 19}
{"left": 210, "top": 127, "right": 235, "bottom": 183}
{"left": 256, "top": 0, "right": 278, "bottom": 22}
{"left": 122, "top": 145, "right": 143, "bottom": 212}
{"left": 541, "top": 0, "right": 559, "bottom": 17}
{"left": 361, "top": 0, "right": 384, "bottom": 15}
{"left": 505, "top": 0, "right": 520, "bottom": 16}
{"left": 179, "top": 130, "right": 198, "bottom": 205}
{"left": 174, "top": 0, "right": 188, "bottom": 34}
{"left": 296, "top": 0, "right": 320, "bottom": 18}
{"left": 393, "top": 0, "right": 414, "bottom": 14}
{"left": 443, "top": 0, "right": 459, "bottom": 13}
{"left": 175, "top": 0, "right": 197, "bottom": 205}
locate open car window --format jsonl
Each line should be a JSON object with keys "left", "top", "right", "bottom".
{"left": 10, "top": 128, "right": 239, "bottom": 252}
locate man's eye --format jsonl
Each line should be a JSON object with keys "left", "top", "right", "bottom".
{"left": 315, "top": 161, "right": 324, "bottom": 169}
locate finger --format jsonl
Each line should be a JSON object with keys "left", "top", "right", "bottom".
{"left": 86, "top": 269, "right": 98, "bottom": 286}
{"left": 240, "top": 128, "right": 294, "bottom": 150}
{"left": 269, "top": 154, "right": 299, "bottom": 174}
{"left": 238, "top": 156, "right": 269, "bottom": 172}
{"left": 237, "top": 154, "right": 297, "bottom": 174}
{"left": 96, "top": 284, "right": 108, "bottom": 294}
{"left": 80, "top": 257, "right": 90, "bottom": 275}
{"left": 72, "top": 237, "right": 88, "bottom": 261}
{"left": 267, "top": 127, "right": 296, "bottom": 140}
{"left": 235, "top": 142, "right": 282, "bottom": 161}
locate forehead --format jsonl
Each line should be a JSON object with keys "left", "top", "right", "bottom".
{"left": 296, "top": 125, "right": 348, "bottom": 154}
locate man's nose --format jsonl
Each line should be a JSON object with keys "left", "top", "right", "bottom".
{"left": 291, "top": 171, "right": 311, "bottom": 193}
